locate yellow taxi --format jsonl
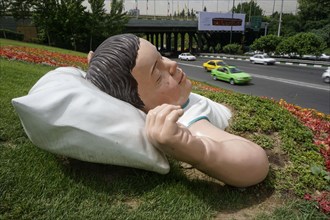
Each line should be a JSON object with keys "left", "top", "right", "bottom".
{"left": 202, "top": 59, "right": 228, "bottom": 71}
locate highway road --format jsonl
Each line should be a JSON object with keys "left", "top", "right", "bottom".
{"left": 174, "top": 57, "right": 330, "bottom": 114}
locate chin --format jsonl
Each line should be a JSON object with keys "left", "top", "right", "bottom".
{"left": 178, "top": 91, "right": 191, "bottom": 106}
{"left": 184, "top": 78, "right": 192, "bottom": 90}
{"left": 186, "top": 81, "right": 192, "bottom": 95}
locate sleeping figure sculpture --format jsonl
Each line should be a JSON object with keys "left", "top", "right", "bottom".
{"left": 85, "top": 34, "right": 269, "bottom": 187}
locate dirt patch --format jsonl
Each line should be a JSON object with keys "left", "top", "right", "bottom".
{"left": 266, "top": 145, "right": 289, "bottom": 169}
{"left": 214, "top": 193, "right": 284, "bottom": 220}
{"left": 121, "top": 198, "right": 141, "bottom": 210}
{"left": 180, "top": 163, "right": 285, "bottom": 219}
{"left": 179, "top": 162, "right": 226, "bottom": 186}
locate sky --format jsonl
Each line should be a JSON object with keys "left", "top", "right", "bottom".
{"left": 83, "top": 0, "right": 298, "bottom": 16}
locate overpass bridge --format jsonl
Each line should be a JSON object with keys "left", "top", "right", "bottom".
{"left": 0, "top": 15, "right": 266, "bottom": 54}
{"left": 124, "top": 17, "right": 266, "bottom": 55}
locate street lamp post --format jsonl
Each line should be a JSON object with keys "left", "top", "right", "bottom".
{"left": 154, "top": 0, "right": 156, "bottom": 19}
{"left": 230, "top": 0, "right": 235, "bottom": 44}
{"left": 277, "top": 0, "right": 283, "bottom": 36}
{"left": 172, "top": 0, "right": 173, "bottom": 19}
{"left": 264, "top": 22, "right": 269, "bottom": 36}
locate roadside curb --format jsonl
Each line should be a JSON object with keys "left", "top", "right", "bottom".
{"left": 199, "top": 55, "right": 330, "bottom": 68}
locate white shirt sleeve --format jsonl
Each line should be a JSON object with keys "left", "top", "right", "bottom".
{"left": 178, "top": 93, "right": 232, "bottom": 130}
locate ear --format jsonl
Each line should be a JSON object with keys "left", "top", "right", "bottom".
{"left": 87, "top": 51, "right": 94, "bottom": 64}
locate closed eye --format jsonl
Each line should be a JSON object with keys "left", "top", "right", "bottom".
{"left": 156, "top": 71, "right": 162, "bottom": 84}
{"left": 151, "top": 53, "right": 162, "bottom": 77}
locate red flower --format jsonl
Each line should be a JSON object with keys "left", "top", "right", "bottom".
{"left": 304, "top": 192, "right": 330, "bottom": 214}
{"left": 304, "top": 193, "right": 312, "bottom": 200}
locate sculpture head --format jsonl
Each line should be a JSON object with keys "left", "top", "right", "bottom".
{"left": 86, "top": 34, "right": 143, "bottom": 109}
{"left": 86, "top": 33, "right": 192, "bottom": 112}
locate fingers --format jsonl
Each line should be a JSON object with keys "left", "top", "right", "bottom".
{"left": 146, "top": 104, "right": 183, "bottom": 127}
{"left": 87, "top": 51, "right": 94, "bottom": 64}
{"left": 145, "top": 104, "right": 184, "bottom": 145}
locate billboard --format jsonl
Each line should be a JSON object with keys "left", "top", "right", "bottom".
{"left": 250, "top": 16, "right": 262, "bottom": 31}
{"left": 198, "top": 11, "right": 245, "bottom": 32}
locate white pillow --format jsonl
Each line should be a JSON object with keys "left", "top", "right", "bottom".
{"left": 12, "top": 67, "right": 170, "bottom": 174}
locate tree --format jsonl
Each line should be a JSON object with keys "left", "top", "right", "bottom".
{"left": 276, "top": 33, "right": 326, "bottom": 57}
{"left": 292, "top": 33, "right": 326, "bottom": 57}
{"left": 251, "top": 34, "right": 282, "bottom": 54}
{"left": 297, "top": 0, "right": 330, "bottom": 31}
{"left": 0, "top": 0, "right": 12, "bottom": 38}
{"left": 32, "top": 0, "right": 87, "bottom": 50}
{"left": 266, "top": 13, "right": 301, "bottom": 37}
{"left": 276, "top": 37, "right": 295, "bottom": 56}
{"left": 312, "top": 24, "right": 330, "bottom": 48}
{"left": 190, "top": 8, "right": 196, "bottom": 19}
{"left": 87, "top": 0, "right": 106, "bottom": 50}
{"left": 32, "top": 0, "right": 59, "bottom": 46}
{"left": 57, "top": 0, "right": 87, "bottom": 50}
{"left": 233, "top": 0, "right": 263, "bottom": 22}
{"left": 10, "top": 0, "right": 32, "bottom": 23}
{"left": 105, "top": 0, "right": 128, "bottom": 37}
{"left": 0, "top": 0, "right": 11, "bottom": 18}
{"left": 297, "top": 0, "right": 330, "bottom": 48}
{"left": 180, "top": 9, "right": 185, "bottom": 17}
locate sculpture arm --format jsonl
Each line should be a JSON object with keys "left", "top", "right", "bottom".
{"left": 145, "top": 104, "right": 269, "bottom": 187}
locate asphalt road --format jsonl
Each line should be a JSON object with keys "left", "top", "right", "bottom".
{"left": 175, "top": 58, "right": 330, "bottom": 114}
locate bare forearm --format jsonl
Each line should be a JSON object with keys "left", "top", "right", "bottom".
{"left": 152, "top": 124, "right": 207, "bottom": 166}
{"left": 145, "top": 105, "right": 269, "bottom": 187}
{"left": 188, "top": 120, "right": 269, "bottom": 186}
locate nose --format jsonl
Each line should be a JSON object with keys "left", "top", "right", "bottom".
{"left": 163, "top": 57, "right": 178, "bottom": 76}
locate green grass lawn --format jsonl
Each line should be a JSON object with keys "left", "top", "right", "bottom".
{"left": 0, "top": 39, "right": 329, "bottom": 219}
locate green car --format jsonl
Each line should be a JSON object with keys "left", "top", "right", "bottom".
{"left": 211, "top": 66, "right": 252, "bottom": 85}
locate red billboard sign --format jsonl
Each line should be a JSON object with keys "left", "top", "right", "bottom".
{"left": 198, "top": 11, "right": 246, "bottom": 31}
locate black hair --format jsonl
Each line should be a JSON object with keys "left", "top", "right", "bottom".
{"left": 86, "top": 33, "right": 144, "bottom": 109}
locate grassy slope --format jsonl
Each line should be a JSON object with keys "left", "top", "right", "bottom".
{"left": 0, "top": 39, "right": 329, "bottom": 219}
{"left": 0, "top": 38, "right": 86, "bottom": 56}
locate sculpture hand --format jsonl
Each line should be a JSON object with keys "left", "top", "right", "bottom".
{"left": 145, "top": 104, "right": 184, "bottom": 147}
{"left": 145, "top": 104, "right": 205, "bottom": 165}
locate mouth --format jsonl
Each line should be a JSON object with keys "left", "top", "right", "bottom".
{"left": 178, "top": 72, "right": 185, "bottom": 84}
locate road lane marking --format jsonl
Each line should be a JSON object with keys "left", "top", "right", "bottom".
{"left": 249, "top": 73, "right": 330, "bottom": 91}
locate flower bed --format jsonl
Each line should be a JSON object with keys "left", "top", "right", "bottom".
{"left": 279, "top": 100, "right": 330, "bottom": 214}
{"left": 0, "top": 46, "right": 87, "bottom": 69}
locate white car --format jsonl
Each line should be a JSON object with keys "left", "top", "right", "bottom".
{"left": 178, "top": 53, "right": 196, "bottom": 61}
{"left": 322, "top": 67, "right": 330, "bottom": 83}
{"left": 303, "top": 54, "right": 330, "bottom": 60}
{"left": 249, "top": 54, "right": 276, "bottom": 65}
{"left": 319, "top": 54, "right": 330, "bottom": 61}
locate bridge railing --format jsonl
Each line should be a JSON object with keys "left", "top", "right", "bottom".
{"left": 127, "top": 15, "right": 197, "bottom": 21}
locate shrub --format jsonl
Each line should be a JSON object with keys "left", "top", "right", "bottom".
{"left": 223, "top": 43, "right": 243, "bottom": 54}
{"left": 215, "top": 43, "right": 221, "bottom": 53}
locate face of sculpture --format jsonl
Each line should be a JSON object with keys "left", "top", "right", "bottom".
{"left": 131, "top": 38, "right": 192, "bottom": 112}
